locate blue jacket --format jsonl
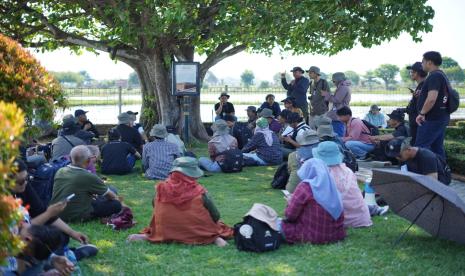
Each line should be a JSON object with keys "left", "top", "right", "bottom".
{"left": 258, "top": 102, "right": 281, "bottom": 118}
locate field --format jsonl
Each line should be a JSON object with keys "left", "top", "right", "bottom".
{"left": 67, "top": 144, "right": 465, "bottom": 275}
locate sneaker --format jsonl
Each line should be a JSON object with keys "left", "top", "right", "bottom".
{"left": 368, "top": 205, "right": 389, "bottom": 217}
{"left": 356, "top": 155, "right": 372, "bottom": 162}
{"left": 377, "top": 205, "right": 390, "bottom": 216}
{"left": 73, "top": 244, "right": 99, "bottom": 261}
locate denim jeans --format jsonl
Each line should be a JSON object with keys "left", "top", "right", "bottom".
{"left": 414, "top": 116, "right": 450, "bottom": 159}
{"left": 345, "top": 141, "right": 375, "bottom": 159}
{"left": 127, "top": 154, "right": 136, "bottom": 169}
{"left": 332, "top": 121, "right": 345, "bottom": 137}
{"left": 198, "top": 157, "right": 221, "bottom": 172}
{"left": 243, "top": 153, "right": 267, "bottom": 165}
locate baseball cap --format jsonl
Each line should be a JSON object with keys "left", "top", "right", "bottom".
{"left": 74, "top": 109, "right": 88, "bottom": 117}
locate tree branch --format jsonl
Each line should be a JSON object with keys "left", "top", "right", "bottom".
{"left": 201, "top": 44, "right": 246, "bottom": 77}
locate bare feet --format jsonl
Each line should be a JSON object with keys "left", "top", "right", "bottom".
{"left": 214, "top": 237, "right": 228, "bottom": 247}
{"left": 127, "top": 234, "right": 148, "bottom": 242}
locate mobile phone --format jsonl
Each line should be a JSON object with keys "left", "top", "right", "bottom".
{"left": 282, "top": 190, "right": 291, "bottom": 197}
{"left": 65, "top": 193, "right": 75, "bottom": 202}
{"left": 408, "top": 87, "right": 415, "bottom": 93}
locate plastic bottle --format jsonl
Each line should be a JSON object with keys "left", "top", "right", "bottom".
{"left": 364, "top": 177, "right": 378, "bottom": 206}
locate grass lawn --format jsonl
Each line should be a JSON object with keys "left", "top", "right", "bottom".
{"left": 69, "top": 144, "right": 465, "bottom": 275}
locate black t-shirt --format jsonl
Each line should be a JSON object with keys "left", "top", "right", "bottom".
{"left": 81, "top": 120, "right": 99, "bottom": 138}
{"left": 392, "top": 124, "right": 409, "bottom": 138}
{"left": 14, "top": 184, "right": 58, "bottom": 224}
{"left": 117, "top": 124, "right": 143, "bottom": 152}
{"left": 214, "top": 102, "right": 235, "bottom": 117}
{"left": 406, "top": 81, "right": 424, "bottom": 122}
{"left": 407, "top": 148, "right": 445, "bottom": 182}
{"left": 418, "top": 71, "right": 449, "bottom": 120}
{"left": 101, "top": 141, "right": 137, "bottom": 174}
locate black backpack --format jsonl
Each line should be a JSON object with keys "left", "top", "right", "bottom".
{"left": 437, "top": 71, "right": 460, "bottom": 114}
{"left": 340, "top": 145, "right": 359, "bottom": 172}
{"left": 216, "top": 149, "right": 243, "bottom": 173}
{"left": 234, "top": 216, "right": 282, "bottom": 252}
{"left": 436, "top": 154, "right": 452, "bottom": 185}
{"left": 361, "top": 119, "right": 379, "bottom": 136}
{"left": 271, "top": 162, "right": 289, "bottom": 189}
{"left": 232, "top": 122, "right": 253, "bottom": 150}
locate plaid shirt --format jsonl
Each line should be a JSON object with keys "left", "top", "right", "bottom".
{"left": 142, "top": 140, "right": 181, "bottom": 180}
{"left": 242, "top": 132, "right": 282, "bottom": 165}
{"left": 282, "top": 183, "right": 346, "bottom": 244}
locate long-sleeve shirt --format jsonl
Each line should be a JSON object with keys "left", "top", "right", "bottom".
{"left": 241, "top": 132, "right": 282, "bottom": 165}
{"left": 364, "top": 113, "right": 387, "bottom": 128}
{"left": 268, "top": 119, "right": 282, "bottom": 134}
{"left": 325, "top": 80, "right": 351, "bottom": 120}
{"left": 259, "top": 102, "right": 281, "bottom": 118}
{"left": 208, "top": 137, "right": 238, "bottom": 162}
{"left": 142, "top": 140, "right": 181, "bottom": 180}
{"left": 343, "top": 118, "right": 372, "bottom": 144}
{"left": 281, "top": 77, "right": 310, "bottom": 112}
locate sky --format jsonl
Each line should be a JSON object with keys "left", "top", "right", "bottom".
{"left": 31, "top": 0, "right": 465, "bottom": 82}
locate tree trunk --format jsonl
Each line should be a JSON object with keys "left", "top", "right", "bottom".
{"left": 131, "top": 50, "right": 209, "bottom": 141}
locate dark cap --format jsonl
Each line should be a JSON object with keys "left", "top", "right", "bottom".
{"left": 218, "top": 92, "right": 230, "bottom": 99}
{"left": 286, "top": 112, "right": 302, "bottom": 124}
{"left": 108, "top": 128, "right": 121, "bottom": 141}
{"left": 223, "top": 114, "right": 236, "bottom": 122}
{"left": 406, "top": 62, "right": 425, "bottom": 73}
{"left": 385, "top": 137, "right": 410, "bottom": 158}
{"left": 126, "top": 111, "right": 139, "bottom": 115}
{"left": 290, "top": 66, "right": 304, "bottom": 73}
{"left": 246, "top": 106, "right": 257, "bottom": 112}
{"left": 281, "top": 96, "right": 296, "bottom": 105}
{"left": 74, "top": 109, "right": 88, "bottom": 117}
{"left": 387, "top": 110, "right": 405, "bottom": 122}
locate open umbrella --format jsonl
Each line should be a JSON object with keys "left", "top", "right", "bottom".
{"left": 372, "top": 168, "right": 465, "bottom": 244}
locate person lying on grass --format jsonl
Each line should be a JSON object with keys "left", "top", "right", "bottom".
{"left": 128, "top": 157, "right": 233, "bottom": 247}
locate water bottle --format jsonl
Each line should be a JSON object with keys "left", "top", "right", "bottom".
{"left": 364, "top": 177, "right": 378, "bottom": 206}
{"left": 64, "top": 246, "right": 82, "bottom": 276}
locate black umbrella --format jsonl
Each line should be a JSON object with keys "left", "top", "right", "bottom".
{"left": 372, "top": 168, "right": 465, "bottom": 244}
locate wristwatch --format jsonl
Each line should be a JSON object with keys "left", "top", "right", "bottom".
{"left": 420, "top": 112, "right": 426, "bottom": 116}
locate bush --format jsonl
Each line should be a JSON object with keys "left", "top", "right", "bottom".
{"left": 446, "top": 126, "right": 465, "bottom": 140}
{"left": 0, "top": 101, "right": 25, "bottom": 263}
{"left": 0, "top": 34, "right": 66, "bottom": 127}
{"left": 447, "top": 153, "right": 465, "bottom": 174}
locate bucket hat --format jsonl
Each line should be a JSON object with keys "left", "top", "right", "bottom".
{"left": 170, "top": 157, "right": 204, "bottom": 178}
{"left": 149, "top": 124, "right": 169, "bottom": 138}
{"left": 244, "top": 203, "right": 279, "bottom": 231}
{"left": 212, "top": 119, "right": 230, "bottom": 135}
{"left": 312, "top": 141, "right": 343, "bottom": 166}
{"left": 296, "top": 128, "right": 319, "bottom": 146}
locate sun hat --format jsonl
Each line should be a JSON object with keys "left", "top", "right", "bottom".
{"left": 74, "top": 109, "right": 88, "bottom": 117}
{"left": 170, "top": 157, "right": 204, "bottom": 178}
{"left": 149, "top": 124, "right": 168, "bottom": 138}
{"left": 306, "top": 66, "right": 321, "bottom": 75}
{"left": 118, "top": 113, "right": 132, "bottom": 125}
{"left": 332, "top": 72, "right": 346, "bottom": 83}
{"left": 246, "top": 106, "right": 257, "bottom": 112}
{"left": 244, "top": 203, "right": 279, "bottom": 231}
{"left": 290, "top": 66, "right": 305, "bottom": 73}
{"left": 385, "top": 137, "right": 410, "bottom": 158}
{"left": 370, "top": 105, "right": 381, "bottom": 112}
{"left": 387, "top": 110, "right": 405, "bottom": 122}
{"left": 259, "top": 108, "right": 274, "bottom": 118}
{"left": 218, "top": 92, "right": 230, "bottom": 99}
{"left": 317, "top": 124, "right": 335, "bottom": 138}
{"left": 211, "top": 119, "right": 230, "bottom": 135}
{"left": 61, "top": 116, "right": 79, "bottom": 135}
{"left": 314, "top": 116, "right": 332, "bottom": 128}
{"left": 296, "top": 128, "right": 319, "bottom": 146}
{"left": 256, "top": 117, "right": 269, "bottom": 129}
{"left": 126, "top": 111, "right": 138, "bottom": 115}
{"left": 312, "top": 141, "right": 344, "bottom": 166}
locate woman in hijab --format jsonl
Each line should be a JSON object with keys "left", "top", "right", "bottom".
{"left": 127, "top": 157, "right": 233, "bottom": 246}
{"left": 199, "top": 120, "right": 238, "bottom": 172}
{"left": 242, "top": 117, "right": 282, "bottom": 166}
{"left": 281, "top": 158, "right": 346, "bottom": 244}
{"left": 313, "top": 141, "right": 372, "bottom": 228}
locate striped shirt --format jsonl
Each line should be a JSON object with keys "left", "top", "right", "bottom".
{"left": 242, "top": 132, "right": 282, "bottom": 165}
{"left": 142, "top": 140, "right": 181, "bottom": 180}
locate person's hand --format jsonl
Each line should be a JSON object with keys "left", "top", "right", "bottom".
{"left": 321, "top": 90, "right": 329, "bottom": 97}
{"left": 47, "top": 201, "right": 67, "bottom": 217}
{"left": 84, "top": 123, "right": 92, "bottom": 130}
{"left": 51, "top": 255, "right": 75, "bottom": 275}
{"left": 416, "top": 114, "right": 425, "bottom": 126}
{"left": 70, "top": 230, "right": 89, "bottom": 244}
{"left": 281, "top": 71, "right": 285, "bottom": 78}
{"left": 368, "top": 136, "right": 378, "bottom": 143}
{"left": 290, "top": 80, "right": 295, "bottom": 85}
{"left": 283, "top": 136, "right": 292, "bottom": 143}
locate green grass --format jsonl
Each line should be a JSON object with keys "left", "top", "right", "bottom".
{"left": 68, "top": 143, "right": 465, "bottom": 275}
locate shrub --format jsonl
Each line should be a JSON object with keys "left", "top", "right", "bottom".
{"left": 0, "top": 101, "right": 25, "bottom": 263}
{"left": 0, "top": 34, "right": 66, "bottom": 127}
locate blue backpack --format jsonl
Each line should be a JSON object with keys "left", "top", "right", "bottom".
{"left": 30, "top": 156, "right": 71, "bottom": 206}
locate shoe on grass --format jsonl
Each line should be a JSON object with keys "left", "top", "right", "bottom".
{"left": 368, "top": 205, "right": 389, "bottom": 217}
{"left": 74, "top": 244, "right": 99, "bottom": 261}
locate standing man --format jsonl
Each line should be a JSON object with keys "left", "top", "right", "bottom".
{"left": 415, "top": 51, "right": 450, "bottom": 159}
{"left": 406, "top": 62, "right": 427, "bottom": 145}
{"left": 307, "top": 66, "right": 330, "bottom": 129}
{"left": 75, "top": 109, "right": 99, "bottom": 138}
{"left": 281, "top": 67, "right": 310, "bottom": 120}
{"left": 214, "top": 92, "right": 235, "bottom": 120}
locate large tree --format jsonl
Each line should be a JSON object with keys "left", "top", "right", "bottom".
{"left": 0, "top": 1, "right": 434, "bottom": 140}
{"left": 442, "top": 57, "right": 465, "bottom": 83}
{"left": 375, "top": 64, "right": 400, "bottom": 90}
{"left": 240, "top": 69, "right": 255, "bottom": 87}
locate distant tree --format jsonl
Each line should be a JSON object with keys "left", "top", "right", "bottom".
{"left": 344, "top": 71, "right": 360, "bottom": 86}
{"left": 79, "top": 70, "right": 92, "bottom": 82}
{"left": 273, "top": 72, "right": 291, "bottom": 85}
{"left": 442, "top": 56, "right": 460, "bottom": 68}
{"left": 374, "top": 64, "right": 399, "bottom": 90}
{"left": 444, "top": 66, "right": 465, "bottom": 83}
{"left": 128, "top": 72, "right": 140, "bottom": 87}
{"left": 205, "top": 71, "right": 219, "bottom": 85}
{"left": 51, "top": 71, "right": 85, "bottom": 86}
{"left": 400, "top": 67, "right": 412, "bottom": 84}
{"left": 241, "top": 70, "right": 255, "bottom": 87}
{"left": 363, "top": 70, "right": 379, "bottom": 90}
{"left": 258, "top": 81, "right": 271, "bottom": 89}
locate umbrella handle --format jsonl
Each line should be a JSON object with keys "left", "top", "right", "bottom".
{"left": 393, "top": 194, "right": 437, "bottom": 246}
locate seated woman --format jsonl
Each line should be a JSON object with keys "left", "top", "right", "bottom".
{"left": 312, "top": 141, "right": 372, "bottom": 228}
{"left": 127, "top": 157, "right": 233, "bottom": 246}
{"left": 199, "top": 120, "right": 238, "bottom": 172}
{"left": 281, "top": 158, "right": 345, "bottom": 244}
{"left": 242, "top": 117, "right": 282, "bottom": 166}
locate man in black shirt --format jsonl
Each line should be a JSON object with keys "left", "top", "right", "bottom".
{"left": 214, "top": 92, "right": 235, "bottom": 120}
{"left": 116, "top": 112, "right": 143, "bottom": 153}
{"left": 75, "top": 109, "right": 99, "bottom": 138}
{"left": 415, "top": 51, "right": 450, "bottom": 159}
{"left": 386, "top": 138, "right": 450, "bottom": 185}
{"left": 101, "top": 128, "right": 141, "bottom": 175}
{"left": 405, "top": 62, "right": 427, "bottom": 145}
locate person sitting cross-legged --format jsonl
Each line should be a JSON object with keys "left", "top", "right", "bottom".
{"left": 127, "top": 157, "right": 234, "bottom": 246}
{"left": 242, "top": 117, "right": 282, "bottom": 166}
{"left": 142, "top": 124, "right": 181, "bottom": 180}
{"left": 199, "top": 120, "right": 238, "bottom": 172}
{"left": 337, "top": 106, "right": 375, "bottom": 160}
{"left": 364, "top": 105, "right": 387, "bottom": 129}
{"left": 101, "top": 128, "right": 141, "bottom": 175}
{"left": 259, "top": 108, "right": 282, "bottom": 134}
{"left": 50, "top": 145, "right": 122, "bottom": 222}
{"left": 51, "top": 116, "right": 86, "bottom": 161}
{"left": 281, "top": 158, "right": 346, "bottom": 244}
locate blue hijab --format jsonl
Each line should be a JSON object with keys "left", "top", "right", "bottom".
{"left": 297, "top": 158, "right": 343, "bottom": 220}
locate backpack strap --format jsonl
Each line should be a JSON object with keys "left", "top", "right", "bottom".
{"left": 61, "top": 135, "right": 76, "bottom": 148}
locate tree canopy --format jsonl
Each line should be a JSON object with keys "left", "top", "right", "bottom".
{"left": 240, "top": 69, "right": 255, "bottom": 87}
{"left": 374, "top": 64, "right": 399, "bottom": 90}
{"left": 344, "top": 70, "right": 360, "bottom": 86}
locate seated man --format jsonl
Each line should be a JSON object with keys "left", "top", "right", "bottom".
{"left": 51, "top": 117, "right": 86, "bottom": 161}
{"left": 127, "top": 110, "right": 149, "bottom": 143}
{"left": 281, "top": 112, "right": 310, "bottom": 158}
{"left": 75, "top": 109, "right": 99, "bottom": 138}
{"left": 278, "top": 109, "right": 292, "bottom": 137}
{"left": 142, "top": 124, "right": 181, "bottom": 180}
{"left": 117, "top": 112, "right": 143, "bottom": 153}
{"left": 50, "top": 145, "right": 122, "bottom": 222}
{"left": 245, "top": 106, "right": 258, "bottom": 130}
{"left": 225, "top": 114, "right": 252, "bottom": 150}
{"left": 214, "top": 92, "right": 235, "bottom": 120}
{"left": 386, "top": 137, "right": 451, "bottom": 185}
{"left": 337, "top": 106, "right": 375, "bottom": 160}
{"left": 101, "top": 128, "right": 141, "bottom": 175}
{"left": 364, "top": 105, "right": 387, "bottom": 129}
{"left": 127, "top": 157, "right": 233, "bottom": 246}
{"left": 166, "top": 126, "right": 187, "bottom": 155}
{"left": 259, "top": 108, "right": 282, "bottom": 134}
